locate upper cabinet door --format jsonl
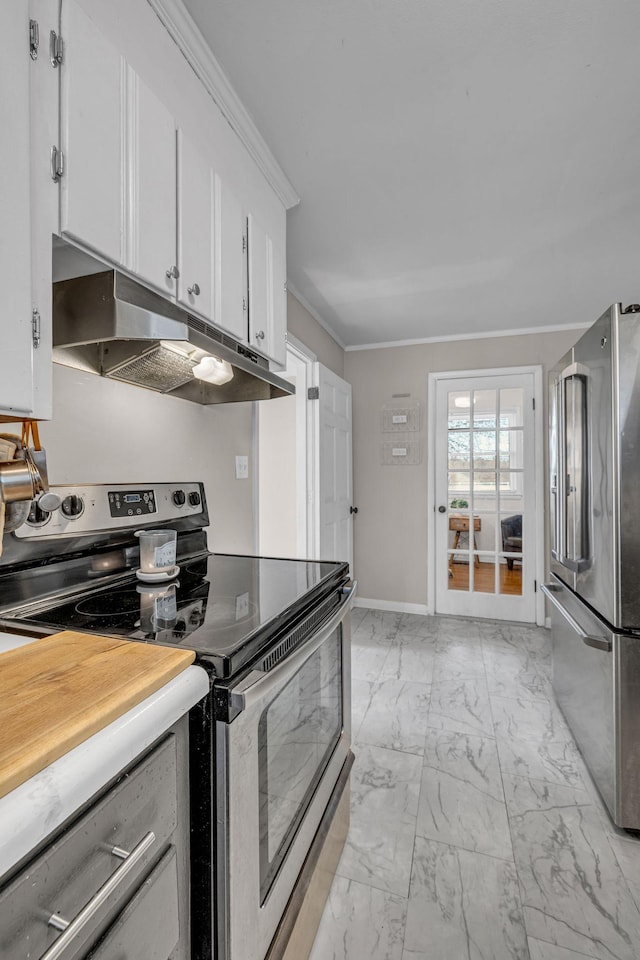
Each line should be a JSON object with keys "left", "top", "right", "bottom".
{"left": 177, "top": 131, "right": 213, "bottom": 320}
{"left": 0, "top": 1, "right": 35, "bottom": 416}
{"left": 60, "top": 0, "right": 124, "bottom": 265}
{"left": 216, "top": 178, "right": 247, "bottom": 341}
{"left": 127, "top": 72, "right": 177, "bottom": 297}
{"left": 248, "top": 213, "right": 270, "bottom": 353}
{"left": 248, "top": 214, "right": 286, "bottom": 367}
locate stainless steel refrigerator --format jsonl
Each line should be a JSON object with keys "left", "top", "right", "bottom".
{"left": 542, "top": 302, "right": 640, "bottom": 830}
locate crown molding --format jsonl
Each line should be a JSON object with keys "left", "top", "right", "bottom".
{"left": 146, "top": 0, "right": 300, "bottom": 210}
{"left": 287, "top": 283, "right": 347, "bottom": 350}
{"left": 344, "top": 322, "right": 590, "bottom": 352}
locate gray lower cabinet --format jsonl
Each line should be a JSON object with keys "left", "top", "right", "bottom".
{"left": 0, "top": 716, "right": 190, "bottom": 960}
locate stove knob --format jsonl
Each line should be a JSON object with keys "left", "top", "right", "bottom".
{"left": 188, "top": 491, "right": 201, "bottom": 507}
{"left": 26, "top": 500, "right": 51, "bottom": 526}
{"left": 172, "top": 490, "right": 186, "bottom": 506}
{"left": 61, "top": 494, "right": 84, "bottom": 518}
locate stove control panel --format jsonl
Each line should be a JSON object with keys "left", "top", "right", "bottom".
{"left": 14, "top": 482, "right": 206, "bottom": 539}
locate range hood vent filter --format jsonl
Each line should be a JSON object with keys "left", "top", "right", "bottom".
{"left": 107, "top": 344, "right": 196, "bottom": 392}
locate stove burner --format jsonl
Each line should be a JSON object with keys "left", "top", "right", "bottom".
{"left": 75, "top": 590, "right": 139, "bottom": 618}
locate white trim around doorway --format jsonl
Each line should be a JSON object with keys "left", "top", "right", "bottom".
{"left": 427, "top": 365, "right": 546, "bottom": 627}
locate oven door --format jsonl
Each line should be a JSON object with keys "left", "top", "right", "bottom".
{"left": 217, "top": 580, "right": 355, "bottom": 960}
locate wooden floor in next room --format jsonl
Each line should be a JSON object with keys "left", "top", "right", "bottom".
{"left": 308, "top": 608, "right": 640, "bottom": 960}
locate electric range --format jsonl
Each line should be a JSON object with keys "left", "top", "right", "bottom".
{"left": 0, "top": 482, "right": 355, "bottom": 960}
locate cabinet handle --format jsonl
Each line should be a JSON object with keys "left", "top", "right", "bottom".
{"left": 187, "top": 282, "right": 200, "bottom": 296}
{"left": 255, "top": 330, "right": 265, "bottom": 340}
{"left": 165, "top": 265, "right": 179, "bottom": 280}
{"left": 42, "top": 831, "right": 156, "bottom": 960}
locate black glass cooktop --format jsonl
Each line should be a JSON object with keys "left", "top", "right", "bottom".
{"left": 19, "top": 553, "right": 348, "bottom": 678}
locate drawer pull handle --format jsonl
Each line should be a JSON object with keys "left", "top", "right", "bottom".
{"left": 42, "top": 831, "right": 156, "bottom": 960}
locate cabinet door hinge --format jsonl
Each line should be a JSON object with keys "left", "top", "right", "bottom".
{"left": 32, "top": 309, "right": 41, "bottom": 349}
{"left": 50, "top": 145, "right": 64, "bottom": 182}
{"left": 29, "top": 19, "right": 39, "bottom": 59}
{"left": 50, "top": 30, "right": 64, "bottom": 67}
{"left": 307, "top": 386, "right": 319, "bottom": 400}
{"left": 242, "top": 235, "right": 247, "bottom": 253}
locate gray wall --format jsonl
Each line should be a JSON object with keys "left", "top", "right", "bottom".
{"left": 344, "top": 329, "right": 582, "bottom": 606}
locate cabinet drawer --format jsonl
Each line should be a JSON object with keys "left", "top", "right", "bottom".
{"left": 0, "top": 734, "right": 178, "bottom": 960}
{"left": 88, "top": 847, "right": 180, "bottom": 960}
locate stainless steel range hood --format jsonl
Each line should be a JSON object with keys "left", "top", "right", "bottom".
{"left": 52, "top": 270, "right": 294, "bottom": 404}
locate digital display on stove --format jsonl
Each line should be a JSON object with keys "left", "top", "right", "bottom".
{"left": 108, "top": 488, "right": 156, "bottom": 518}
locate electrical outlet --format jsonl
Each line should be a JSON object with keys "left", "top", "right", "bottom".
{"left": 235, "top": 455, "right": 249, "bottom": 479}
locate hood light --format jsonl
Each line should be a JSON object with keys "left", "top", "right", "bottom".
{"left": 192, "top": 355, "right": 234, "bottom": 386}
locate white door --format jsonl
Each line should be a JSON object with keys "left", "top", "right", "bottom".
{"left": 313, "top": 364, "right": 353, "bottom": 569}
{"left": 434, "top": 372, "right": 537, "bottom": 622}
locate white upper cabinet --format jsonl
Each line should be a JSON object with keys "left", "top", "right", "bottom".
{"left": 248, "top": 214, "right": 286, "bottom": 367}
{"left": 54, "top": 0, "right": 291, "bottom": 368}
{"left": 177, "top": 130, "right": 214, "bottom": 320}
{"left": 216, "top": 180, "right": 248, "bottom": 342}
{"left": 0, "top": 0, "right": 55, "bottom": 419}
{"left": 127, "top": 73, "right": 177, "bottom": 296}
{"left": 60, "top": 0, "right": 124, "bottom": 265}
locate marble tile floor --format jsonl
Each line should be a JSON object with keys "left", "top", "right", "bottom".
{"left": 308, "top": 608, "right": 640, "bottom": 960}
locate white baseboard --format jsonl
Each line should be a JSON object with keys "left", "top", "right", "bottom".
{"left": 354, "top": 597, "right": 431, "bottom": 616}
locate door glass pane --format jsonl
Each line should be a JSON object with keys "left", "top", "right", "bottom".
{"left": 449, "top": 431, "right": 470, "bottom": 470}
{"left": 499, "top": 430, "right": 524, "bottom": 470}
{"left": 474, "top": 552, "right": 497, "bottom": 593}
{"left": 448, "top": 546, "right": 469, "bottom": 591}
{"left": 473, "top": 429, "right": 496, "bottom": 470}
{"left": 473, "top": 470, "right": 497, "bottom": 495}
{"left": 473, "top": 390, "right": 497, "bottom": 428}
{"left": 259, "top": 629, "right": 342, "bottom": 902}
{"left": 474, "top": 512, "right": 497, "bottom": 554}
{"left": 448, "top": 471, "right": 470, "bottom": 501}
{"left": 499, "top": 511, "right": 523, "bottom": 597}
{"left": 448, "top": 391, "right": 471, "bottom": 426}
{"left": 500, "top": 555, "right": 523, "bottom": 596}
{"left": 500, "top": 387, "right": 524, "bottom": 428}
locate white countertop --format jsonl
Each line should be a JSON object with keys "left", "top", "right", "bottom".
{"left": 0, "top": 631, "right": 209, "bottom": 882}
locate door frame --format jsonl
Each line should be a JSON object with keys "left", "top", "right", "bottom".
{"left": 427, "top": 365, "right": 545, "bottom": 626}
{"left": 254, "top": 334, "right": 317, "bottom": 559}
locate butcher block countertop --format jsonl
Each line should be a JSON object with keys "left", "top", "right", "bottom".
{"left": 0, "top": 630, "right": 195, "bottom": 801}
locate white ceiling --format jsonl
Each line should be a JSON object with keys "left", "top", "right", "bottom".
{"left": 182, "top": 0, "right": 640, "bottom": 348}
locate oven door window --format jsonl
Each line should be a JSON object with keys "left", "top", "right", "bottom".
{"left": 258, "top": 626, "right": 343, "bottom": 903}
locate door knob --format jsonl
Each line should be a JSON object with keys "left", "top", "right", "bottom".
{"left": 165, "top": 265, "right": 179, "bottom": 280}
{"left": 438, "top": 505, "right": 446, "bottom": 513}
{"left": 187, "top": 282, "right": 200, "bottom": 296}
{"left": 255, "top": 330, "right": 265, "bottom": 340}
{"left": 350, "top": 506, "right": 358, "bottom": 515}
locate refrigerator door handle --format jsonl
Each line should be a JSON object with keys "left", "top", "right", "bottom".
{"left": 541, "top": 583, "right": 611, "bottom": 653}
{"left": 558, "top": 363, "right": 590, "bottom": 572}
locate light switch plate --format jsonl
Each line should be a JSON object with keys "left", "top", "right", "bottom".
{"left": 235, "top": 455, "right": 249, "bottom": 479}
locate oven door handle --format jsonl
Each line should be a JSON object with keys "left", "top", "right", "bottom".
{"left": 230, "top": 579, "right": 357, "bottom": 714}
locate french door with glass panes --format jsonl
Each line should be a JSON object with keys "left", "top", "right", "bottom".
{"left": 434, "top": 372, "right": 537, "bottom": 621}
